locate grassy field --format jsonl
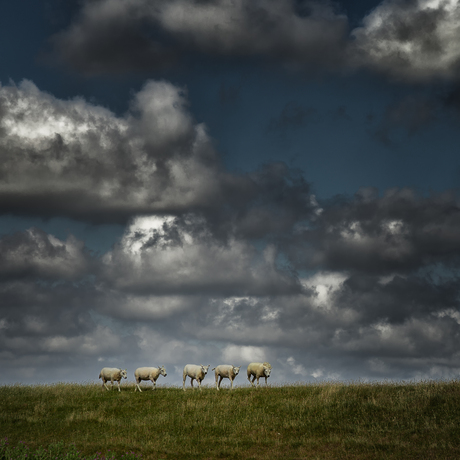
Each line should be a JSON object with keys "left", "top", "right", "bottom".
{"left": 1, "top": 380, "right": 460, "bottom": 459}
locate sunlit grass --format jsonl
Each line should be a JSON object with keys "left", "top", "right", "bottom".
{"left": 1, "top": 381, "right": 460, "bottom": 459}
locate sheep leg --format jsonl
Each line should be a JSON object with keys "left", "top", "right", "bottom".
{"left": 230, "top": 377, "right": 234, "bottom": 390}
{"left": 152, "top": 378, "right": 156, "bottom": 390}
{"left": 218, "top": 375, "right": 224, "bottom": 390}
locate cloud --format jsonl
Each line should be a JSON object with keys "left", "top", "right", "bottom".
{"left": 101, "top": 215, "right": 300, "bottom": 296}
{"left": 222, "top": 344, "right": 267, "bottom": 364}
{"left": 49, "top": 0, "right": 460, "bottom": 83}
{"left": 0, "top": 80, "right": 316, "bottom": 232}
{"left": 0, "top": 79, "right": 227, "bottom": 222}
{"left": 352, "top": 0, "right": 460, "bottom": 82}
{"left": 286, "top": 187, "right": 460, "bottom": 273}
{"left": 49, "top": 0, "right": 349, "bottom": 75}
{"left": 0, "top": 228, "right": 92, "bottom": 280}
{"left": 1, "top": 172, "right": 460, "bottom": 383}
{"left": 1, "top": 220, "right": 460, "bottom": 383}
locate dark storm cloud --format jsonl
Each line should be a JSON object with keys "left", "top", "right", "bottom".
{"left": 209, "top": 162, "right": 316, "bottom": 240}
{"left": 286, "top": 187, "right": 460, "bottom": 273}
{"left": 0, "top": 227, "right": 93, "bottom": 280}
{"left": 49, "top": 8, "right": 179, "bottom": 74}
{"left": 0, "top": 229, "right": 142, "bottom": 383}
{"left": 169, "top": 271, "right": 460, "bottom": 380}
{"left": 0, "top": 229, "right": 100, "bottom": 350}
{"left": 50, "top": 0, "right": 460, "bottom": 82}
{"left": 3, "top": 184, "right": 460, "bottom": 383}
{"left": 326, "top": 273, "right": 460, "bottom": 379}
{"left": 0, "top": 80, "right": 317, "bottom": 229}
{"left": 50, "top": 0, "right": 349, "bottom": 75}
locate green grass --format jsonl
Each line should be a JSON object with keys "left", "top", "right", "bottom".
{"left": 1, "top": 381, "right": 460, "bottom": 459}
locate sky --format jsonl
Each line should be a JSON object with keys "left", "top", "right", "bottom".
{"left": 1, "top": 0, "right": 460, "bottom": 388}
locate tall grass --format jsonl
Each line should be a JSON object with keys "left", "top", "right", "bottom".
{"left": 1, "top": 381, "right": 460, "bottom": 459}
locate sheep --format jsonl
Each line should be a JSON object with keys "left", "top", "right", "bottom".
{"left": 134, "top": 366, "right": 167, "bottom": 392}
{"left": 212, "top": 364, "right": 241, "bottom": 390}
{"left": 247, "top": 362, "right": 272, "bottom": 387}
{"left": 99, "top": 367, "right": 127, "bottom": 392}
{"left": 183, "top": 364, "right": 210, "bottom": 391}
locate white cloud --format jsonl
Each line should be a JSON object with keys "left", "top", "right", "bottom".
{"left": 222, "top": 344, "right": 267, "bottom": 363}
{"left": 352, "top": 0, "right": 460, "bottom": 81}
{"left": 102, "top": 215, "right": 298, "bottom": 295}
{"left": 301, "top": 271, "right": 347, "bottom": 309}
{"left": 286, "top": 356, "right": 308, "bottom": 376}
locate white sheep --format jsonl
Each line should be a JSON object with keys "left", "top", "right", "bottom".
{"left": 134, "top": 366, "right": 167, "bottom": 392}
{"left": 212, "top": 364, "right": 241, "bottom": 390}
{"left": 247, "top": 362, "right": 272, "bottom": 387}
{"left": 99, "top": 367, "right": 127, "bottom": 392}
{"left": 183, "top": 364, "right": 210, "bottom": 391}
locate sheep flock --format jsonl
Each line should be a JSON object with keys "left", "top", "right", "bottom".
{"left": 99, "top": 362, "right": 272, "bottom": 392}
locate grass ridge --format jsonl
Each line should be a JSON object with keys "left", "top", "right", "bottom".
{"left": 1, "top": 381, "right": 460, "bottom": 459}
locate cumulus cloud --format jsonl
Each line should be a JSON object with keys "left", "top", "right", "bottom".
{"left": 101, "top": 215, "right": 300, "bottom": 296}
{"left": 0, "top": 79, "right": 316, "bottom": 233}
{"left": 352, "top": 0, "right": 460, "bottom": 81}
{"left": 0, "top": 79, "right": 228, "bottom": 222}
{"left": 50, "top": 0, "right": 349, "bottom": 74}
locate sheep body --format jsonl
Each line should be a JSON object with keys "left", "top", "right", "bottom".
{"left": 134, "top": 366, "right": 167, "bottom": 392}
{"left": 99, "top": 367, "right": 127, "bottom": 392}
{"left": 247, "top": 362, "right": 272, "bottom": 387}
{"left": 212, "top": 364, "right": 241, "bottom": 390}
{"left": 183, "top": 364, "right": 210, "bottom": 391}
